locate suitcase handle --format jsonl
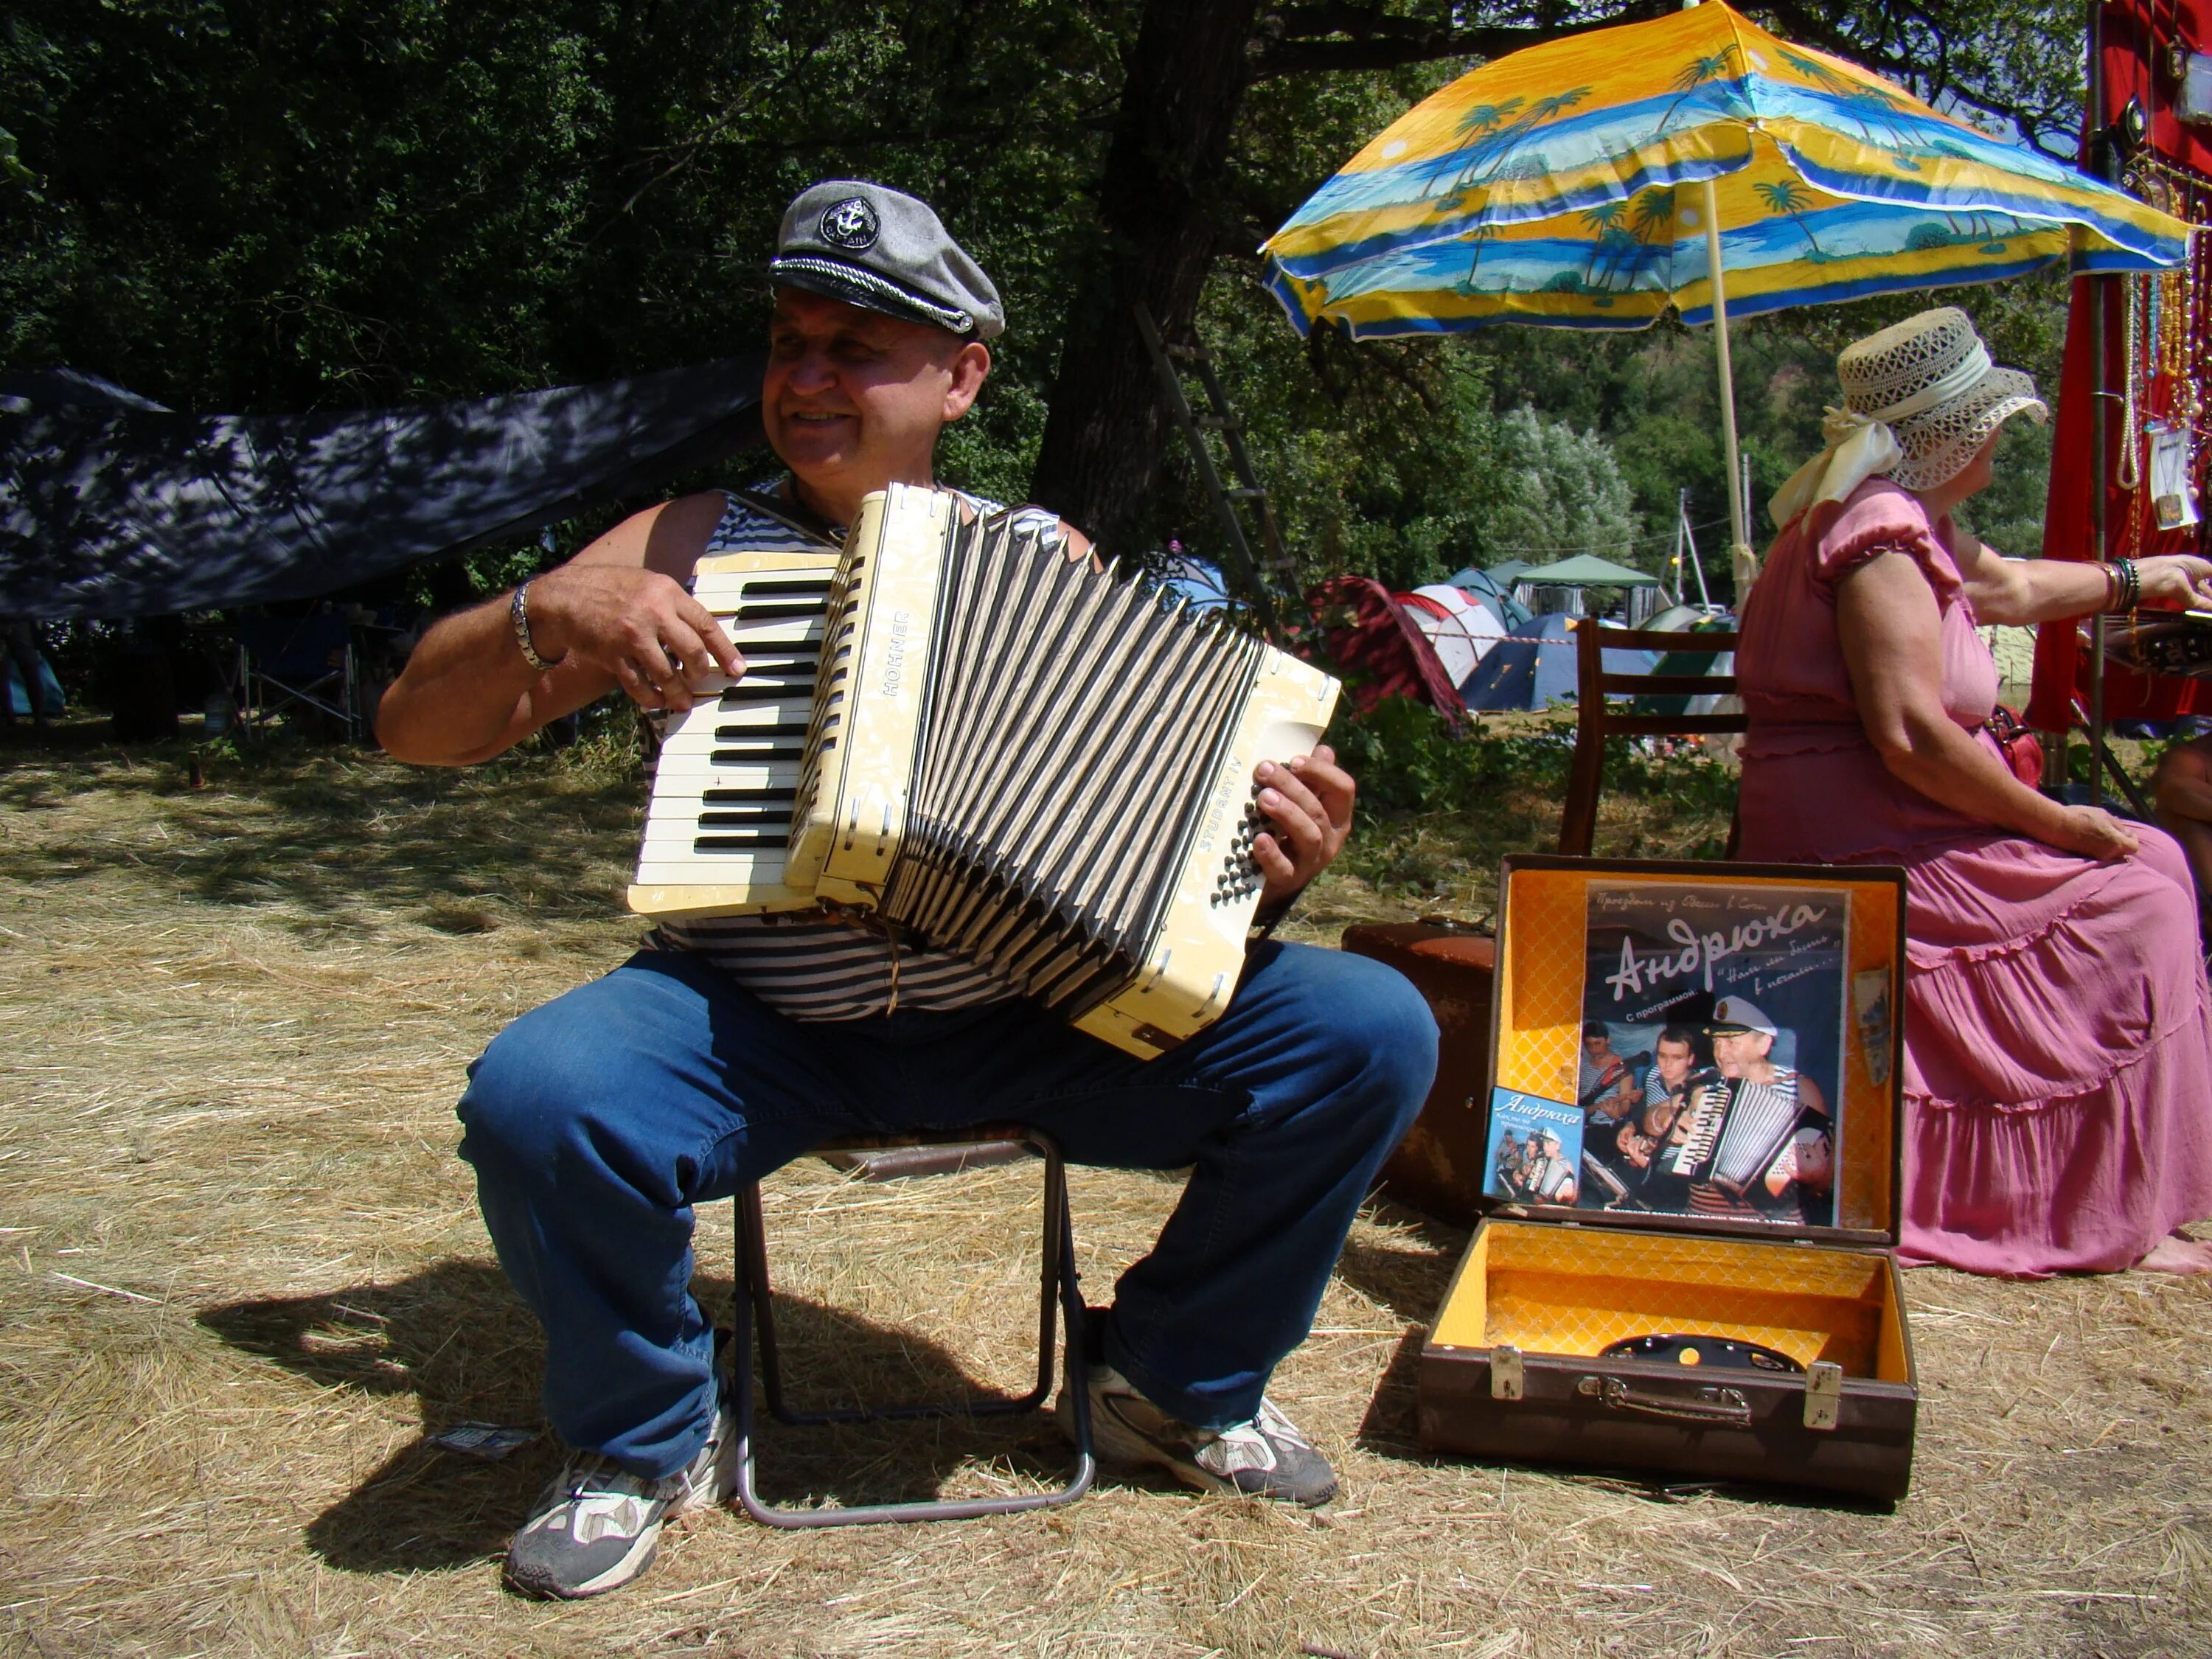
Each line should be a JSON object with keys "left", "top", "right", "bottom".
{"left": 1578, "top": 1373, "right": 1752, "bottom": 1426}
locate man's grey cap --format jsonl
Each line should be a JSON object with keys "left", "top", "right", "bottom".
{"left": 770, "top": 180, "right": 1004, "bottom": 341}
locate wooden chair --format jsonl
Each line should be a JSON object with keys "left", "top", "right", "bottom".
{"left": 1557, "top": 619, "right": 1745, "bottom": 857}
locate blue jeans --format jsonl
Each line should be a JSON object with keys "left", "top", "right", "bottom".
{"left": 456, "top": 940, "right": 1436, "bottom": 1478}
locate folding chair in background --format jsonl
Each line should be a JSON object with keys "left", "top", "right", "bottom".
{"left": 231, "top": 614, "right": 360, "bottom": 742}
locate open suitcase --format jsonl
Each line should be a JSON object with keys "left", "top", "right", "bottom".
{"left": 1416, "top": 854, "right": 1917, "bottom": 1502}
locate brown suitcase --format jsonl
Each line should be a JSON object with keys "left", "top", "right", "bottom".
{"left": 1340, "top": 918, "right": 1496, "bottom": 1228}
{"left": 1414, "top": 855, "right": 1919, "bottom": 1503}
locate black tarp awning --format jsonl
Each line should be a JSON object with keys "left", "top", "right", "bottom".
{"left": 0, "top": 358, "right": 765, "bottom": 619}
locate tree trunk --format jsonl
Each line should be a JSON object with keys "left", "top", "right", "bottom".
{"left": 1028, "top": 0, "right": 1261, "bottom": 552}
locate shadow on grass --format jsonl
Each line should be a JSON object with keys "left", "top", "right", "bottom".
{"left": 0, "top": 732, "right": 644, "bottom": 932}
{"left": 1337, "top": 1198, "right": 1466, "bottom": 1321}
{"left": 197, "top": 1261, "right": 1074, "bottom": 1573}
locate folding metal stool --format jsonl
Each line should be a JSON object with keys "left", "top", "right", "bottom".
{"left": 730, "top": 1124, "right": 1094, "bottom": 1528}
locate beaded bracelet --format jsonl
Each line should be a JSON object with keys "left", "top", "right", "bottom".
{"left": 511, "top": 580, "right": 558, "bottom": 672}
{"left": 2112, "top": 557, "right": 2142, "bottom": 613}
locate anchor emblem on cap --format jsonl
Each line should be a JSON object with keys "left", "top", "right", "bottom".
{"left": 819, "top": 197, "right": 880, "bottom": 251}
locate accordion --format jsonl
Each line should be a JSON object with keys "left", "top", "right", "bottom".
{"left": 629, "top": 484, "right": 1341, "bottom": 1057}
{"left": 1662, "top": 1076, "right": 1802, "bottom": 1198}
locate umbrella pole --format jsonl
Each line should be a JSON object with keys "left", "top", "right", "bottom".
{"left": 1700, "top": 175, "right": 1756, "bottom": 605}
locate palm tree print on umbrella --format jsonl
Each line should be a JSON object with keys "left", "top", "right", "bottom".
{"left": 1649, "top": 46, "right": 1742, "bottom": 138}
{"left": 1753, "top": 179, "right": 1825, "bottom": 256}
{"left": 1579, "top": 202, "right": 1625, "bottom": 284}
{"left": 1455, "top": 221, "right": 1500, "bottom": 291}
{"left": 1427, "top": 88, "right": 1594, "bottom": 201}
{"left": 1776, "top": 48, "right": 1924, "bottom": 158}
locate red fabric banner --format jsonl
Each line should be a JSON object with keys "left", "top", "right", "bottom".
{"left": 2028, "top": 0, "right": 2212, "bottom": 728}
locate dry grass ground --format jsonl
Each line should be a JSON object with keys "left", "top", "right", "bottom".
{"left": 2, "top": 728, "right": 2210, "bottom": 1658}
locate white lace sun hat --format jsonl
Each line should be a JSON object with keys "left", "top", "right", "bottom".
{"left": 1768, "top": 306, "right": 2048, "bottom": 527}
{"left": 1842, "top": 308, "right": 2047, "bottom": 490}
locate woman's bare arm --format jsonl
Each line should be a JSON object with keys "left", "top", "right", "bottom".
{"left": 1836, "top": 551, "right": 2137, "bottom": 860}
{"left": 1952, "top": 525, "right": 2212, "bottom": 625}
{"left": 376, "top": 493, "right": 739, "bottom": 766}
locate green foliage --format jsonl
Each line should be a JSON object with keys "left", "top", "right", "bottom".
{"left": 1474, "top": 406, "right": 1644, "bottom": 569}
{"left": 1, "top": 0, "right": 2083, "bottom": 615}
{"left": 1329, "top": 695, "right": 1743, "bottom": 894}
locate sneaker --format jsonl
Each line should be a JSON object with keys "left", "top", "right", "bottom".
{"left": 502, "top": 1393, "right": 737, "bottom": 1600}
{"left": 1058, "top": 1362, "right": 1338, "bottom": 1507}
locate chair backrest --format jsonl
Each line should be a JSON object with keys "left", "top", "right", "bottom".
{"left": 1557, "top": 618, "right": 1744, "bottom": 857}
{"left": 240, "top": 614, "right": 352, "bottom": 684}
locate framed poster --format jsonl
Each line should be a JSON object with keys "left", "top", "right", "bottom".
{"left": 1484, "top": 875, "right": 1851, "bottom": 1228}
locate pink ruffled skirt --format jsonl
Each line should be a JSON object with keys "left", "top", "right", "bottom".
{"left": 1742, "top": 743, "right": 2212, "bottom": 1275}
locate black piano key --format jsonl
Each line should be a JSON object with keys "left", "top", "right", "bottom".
{"left": 698, "top": 810, "right": 793, "bottom": 827}
{"left": 714, "top": 722, "right": 810, "bottom": 742}
{"left": 711, "top": 743, "right": 806, "bottom": 763}
{"left": 703, "top": 787, "right": 797, "bottom": 804}
{"left": 720, "top": 679, "right": 816, "bottom": 703}
{"left": 741, "top": 580, "right": 834, "bottom": 597}
{"left": 733, "top": 600, "right": 827, "bottom": 620}
{"left": 693, "top": 832, "right": 788, "bottom": 850}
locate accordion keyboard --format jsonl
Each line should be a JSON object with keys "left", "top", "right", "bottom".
{"left": 630, "top": 552, "right": 838, "bottom": 905}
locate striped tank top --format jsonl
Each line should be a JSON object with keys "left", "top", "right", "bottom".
{"left": 650, "top": 484, "right": 1068, "bottom": 1021}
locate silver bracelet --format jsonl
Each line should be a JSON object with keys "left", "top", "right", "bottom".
{"left": 510, "top": 580, "right": 557, "bottom": 672}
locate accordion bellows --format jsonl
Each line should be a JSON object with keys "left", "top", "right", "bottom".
{"left": 629, "top": 485, "right": 1341, "bottom": 1057}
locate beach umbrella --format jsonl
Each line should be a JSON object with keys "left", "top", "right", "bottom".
{"left": 1262, "top": 0, "right": 2190, "bottom": 577}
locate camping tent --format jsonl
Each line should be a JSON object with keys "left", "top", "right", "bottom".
{"left": 1459, "top": 612, "right": 1655, "bottom": 712}
{"left": 1442, "top": 565, "right": 1534, "bottom": 630}
{"left": 1485, "top": 558, "right": 1537, "bottom": 585}
{"left": 1513, "top": 554, "right": 1662, "bottom": 588}
{"left": 1157, "top": 549, "right": 1237, "bottom": 614}
{"left": 4, "top": 653, "right": 65, "bottom": 717}
{"left": 1513, "top": 553, "right": 1665, "bottom": 624}
{"left": 1397, "top": 583, "right": 1506, "bottom": 686}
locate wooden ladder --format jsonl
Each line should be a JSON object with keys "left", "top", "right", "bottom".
{"left": 1132, "top": 304, "right": 1292, "bottom": 646}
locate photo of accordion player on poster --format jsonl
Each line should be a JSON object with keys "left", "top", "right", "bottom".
{"left": 1486, "top": 880, "right": 1851, "bottom": 1228}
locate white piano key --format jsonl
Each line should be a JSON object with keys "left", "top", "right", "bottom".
{"left": 634, "top": 855, "right": 793, "bottom": 887}
{"left": 659, "top": 698, "right": 811, "bottom": 741}
{"left": 719, "top": 616, "right": 825, "bottom": 647}
{"left": 646, "top": 768, "right": 804, "bottom": 798}
{"left": 640, "top": 822, "right": 790, "bottom": 854}
{"left": 692, "top": 573, "right": 835, "bottom": 601}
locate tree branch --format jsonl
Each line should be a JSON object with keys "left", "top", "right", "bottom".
{"left": 1250, "top": 1, "right": 1673, "bottom": 77}
{"left": 1251, "top": 0, "right": 2081, "bottom": 163}
{"left": 1755, "top": 0, "right": 2081, "bottom": 161}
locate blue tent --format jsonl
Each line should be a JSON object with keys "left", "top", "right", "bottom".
{"left": 1155, "top": 550, "right": 1238, "bottom": 614}
{"left": 4, "top": 653, "right": 64, "bottom": 717}
{"left": 1459, "top": 612, "right": 1654, "bottom": 712}
{"left": 1443, "top": 565, "right": 1534, "bottom": 630}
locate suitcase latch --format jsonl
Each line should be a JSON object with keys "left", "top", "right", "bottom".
{"left": 1490, "top": 1344, "right": 1524, "bottom": 1401}
{"left": 1804, "top": 1360, "right": 1843, "bottom": 1430}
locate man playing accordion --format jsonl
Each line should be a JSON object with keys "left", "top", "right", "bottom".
{"left": 377, "top": 179, "right": 1437, "bottom": 1601}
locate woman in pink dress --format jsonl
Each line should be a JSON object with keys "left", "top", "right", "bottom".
{"left": 1736, "top": 306, "right": 2212, "bottom": 1275}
